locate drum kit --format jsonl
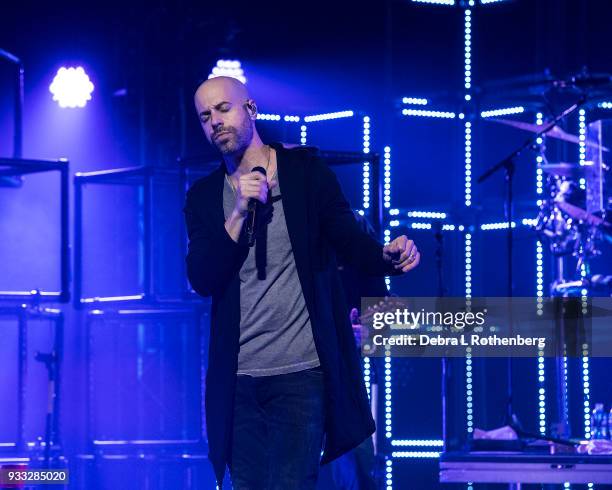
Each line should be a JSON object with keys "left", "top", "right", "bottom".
{"left": 484, "top": 75, "right": 612, "bottom": 296}
{"left": 477, "top": 74, "right": 612, "bottom": 440}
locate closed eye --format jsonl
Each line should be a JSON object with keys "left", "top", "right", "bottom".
{"left": 199, "top": 102, "right": 231, "bottom": 123}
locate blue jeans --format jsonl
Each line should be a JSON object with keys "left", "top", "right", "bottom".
{"left": 229, "top": 366, "right": 326, "bottom": 490}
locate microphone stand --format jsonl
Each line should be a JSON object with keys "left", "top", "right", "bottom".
{"left": 477, "top": 94, "right": 587, "bottom": 430}
{"left": 34, "top": 351, "right": 57, "bottom": 468}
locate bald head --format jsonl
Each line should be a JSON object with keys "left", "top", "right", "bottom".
{"left": 195, "top": 76, "right": 250, "bottom": 104}
{"left": 194, "top": 76, "right": 258, "bottom": 155}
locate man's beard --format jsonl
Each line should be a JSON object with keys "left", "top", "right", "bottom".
{"left": 213, "top": 118, "right": 253, "bottom": 155}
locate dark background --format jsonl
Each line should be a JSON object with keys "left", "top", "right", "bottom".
{"left": 1, "top": 1, "right": 612, "bottom": 488}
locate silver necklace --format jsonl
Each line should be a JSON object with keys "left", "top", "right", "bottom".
{"left": 226, "top": 145, "right": 274, "bottom": 194}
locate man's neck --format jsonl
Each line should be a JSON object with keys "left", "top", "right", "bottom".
{"left": 224, "top": 138, "right": 269, "bottom": 177}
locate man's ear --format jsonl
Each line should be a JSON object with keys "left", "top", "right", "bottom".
{"left": 245, "top": 99, "right": 258, "bottom": 120}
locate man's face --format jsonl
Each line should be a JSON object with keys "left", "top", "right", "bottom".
{"left": 194, "top": 79, "right": 254, "bottom": 155}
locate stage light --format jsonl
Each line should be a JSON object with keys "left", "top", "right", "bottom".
{"left": 256, "top": 113, "right": 281, "bottom": 121}
{"left": 561, "top": 356, "right": 569, "bottom": 439}
{"left": 411, "top": 223, "right": 432, "bottom": 229}
{"left": 411, "top": 0, "right": 454, "bottom": 5}
{"left": 208, "top": 59, "right": 246, "bottom": 84}
{"left": 362, "top": 116, "right": 371, "bottom": 209}
{"left": 383, "top": 146, "right": 391, "bottom": 208}
{"left": 536, "top": 239, "right": 544, "bottom": 345}
{"left": 538, "top": 353, "right": 546, "bottom": 427}
{"left": 391, "top": 440, "right": 444, "bottom": 447}
{"left": 391, "top": 451, "right": 440, "bottom": 458}
{"left": 465, "top": 121, "right": 472, "bottom": 206}
{"left": 536, "top": 113, "right": 544, "bottom": 195}
{"left": 384, "top": 228, "right": 391, "bottom": 290}
{"left": 303, "top": 110, "right": 354, "bottom": 122}
{"left": 384, "top": 356, "right": 392, "bottom": 439}
{"left": 480, "top": 106, "right": 525, "bottom": 118}
{"left": 49, "top": 66, "right": 94, "bottom": 108}
{"left": 283, "top": 115, "right": 300, "bottom": 122}
{"left": 390, "top": 220, "right": 400, "bottom": 227}
{"left": 465, "top": 233, "right": 472, "bottom": 299}
{"left": 464, "top": 10, "right": 472, "bottom": 91}
{"left": 481, "top": 0, "right": 509, "bottom": 3}
{"left": 578, "top": 109, "right": 587, "bottom": 173}
{"left": 407, "top": 211, "right": 447, "bottom": 219}
{"left": 401, "top": 97, "right": 428, "bottom": 105}
{"left": 300, "top": 125, "right": 307, "bottom": 145}
{"left": 466, "top": 349, "right": 474, "bottom": 434}
{"left": 598, "top": 101, "right": 612, "bottom": 109}
{"left": 580, "top": 259, "right": 591, "bottom": 440}
{"left": 363, "top": 357, "right": 371, "bottom": 400}
{"left": 442, "top": 224, "right": 456, "bottom": 231}
{"left": 401, "top": 109, "right": 456, "bottom": 119}
{"left": 386, "top": 460, "right": 393, "bottom": 490}
{"left": 480, "top": 222, "right": 516, "bottom": 230}
{"left": 583, "top": 347, "right": 591, "bottom": 439}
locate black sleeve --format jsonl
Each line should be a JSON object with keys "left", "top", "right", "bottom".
{"left": 183, "top": 187, "right": 249, "bottom": 297}
{"left": 315, "top": 158, "right": 399, "bottom": 277}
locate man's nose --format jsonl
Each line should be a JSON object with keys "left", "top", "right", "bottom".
{"left": 211, "top": 113, "right": 223, "bottom": 129}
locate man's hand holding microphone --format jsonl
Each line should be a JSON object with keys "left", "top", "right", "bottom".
{"left": 225, "top": 168, "right": 277, "bottom": 244}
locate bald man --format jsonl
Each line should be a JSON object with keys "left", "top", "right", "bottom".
{"left": 184, "top": 76, "right": 420, "bottom": 489}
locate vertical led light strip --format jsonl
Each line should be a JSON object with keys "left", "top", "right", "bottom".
{"left": 385, "top": 355, "right": 392, "bottom": 439}
{"left": 536, "top": 113, "right": 544, "bottom": 196}
{"left": 581, "top": 265, "right": 591, "bottom": 439}
{"left": 583, "top": 344, "right": 591, "bottom": 439}
{"left": 563, "top": 354, "right": 569, "bottom": 439}
{"left": 361, "top": 117, "right": 373, "bottom": 406}
{"left": 578, "top": 109, "right": 591, "bottom": 442}
{"left": 363, "top": 356, "right": 371, "bottom": 400}
{"left": 383, "top": 146, "right": 391, "bottom": 208}
{"left": 464, "top": 9, "right": 472, "bottom": 96}
{"left": 465, "top": 122, "right": 472, "bottom": 206}
{"left": 386, "top": 459, "right": 393, "bottom": 490}
{"left": 579, "top": 109, "right": 587, "bottom": 190}
{"left": 300, "top": 124, "right": 307, "bottom": 145}
{"left": 536, "top": 240, "right": 546, "bottom": 433}
{"left": 466, "top": 352, "right": 474, "bottom": 434}
{"left": 363, "top": 121, "right": 375, "bottom": 417}
{"left": 384, "top": 351, "right": 393, "bottom": 489}
{"left": 578, "top": 109, "right": 586, "bottom": 164}
{"left": 464, "top": 8, "right": 473, "bottom": 211}
{"left": 383, "top": 146, "right": 392, "bottom": 291}
{"left": 384, "top": 229, "right": 391, "bottom": 290}
{"left": 534, "top": 111, "right": 547, "bottom": 434}
{"left": 465, "top": 233, "right": 472, "bottom": 298}
{"left": 363, "top": 116, "right": 371, "bottom": 210}
{"left": 465, "top": 233, "right": 474, "bottom": 437}
{"left": 537, "top": 352, "right": 546, "bottom": 434}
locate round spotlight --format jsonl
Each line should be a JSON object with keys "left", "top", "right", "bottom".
{"left": 208, "top": 59, "right": 246, "bottom": 84}
{"left": 49, "top": 66, "right": 94, "bottom": 108}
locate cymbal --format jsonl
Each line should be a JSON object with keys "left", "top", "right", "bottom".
{"left": 538, "top": 162, "right": 585, "bottom": 177}
{"left": 556, "top": 201, "right": 608, "bottom": 227}
{"left": 489, "top": 118, "right": 609, "bottom": 152}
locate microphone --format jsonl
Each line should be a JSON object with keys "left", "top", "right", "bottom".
{"left": 246, "top": 166, "right": 267, "bottom": 247}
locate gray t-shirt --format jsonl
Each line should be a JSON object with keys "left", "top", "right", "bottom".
{"left": 223, "top": 174, "right": 320, "bottom": 376}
